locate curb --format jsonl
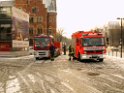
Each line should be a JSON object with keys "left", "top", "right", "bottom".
{"left": 0, "top": 55, "right": 35, "bottom": 62}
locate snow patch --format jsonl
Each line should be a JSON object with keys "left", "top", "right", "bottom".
{"left": 40, "top": 80, "right": 47, "bottom": 93}
{"left": 44, "top": 75, "right": 55, "bottom": 84}
{"left": 9, "top": 75, "right": 16, "bottom": 79}
{"left": 106, "top": 55, "right": 124, "bottom": 69}
{"left": 50, "top": 89, "right": 56, "bottom": 93}
{"left": 61, "top": 68, "right": 72, "bottom": 73}
{"left": 112, "top": 74, "right": 124, "bottom": 79}
{"left": 27, "top": 74, "right": 36, "bottom": 83}
{"left": 61, "top": 82, "right": 74, "bottom": 91}
{"left": 6, "top": 78, "right": 21, "bottom": 93}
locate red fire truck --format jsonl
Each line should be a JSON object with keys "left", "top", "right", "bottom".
{"left": 72, "top": 31, "right": 106, "bottom": 62}
{"left": 33, "top": 34, "right": 62, "bottom": 60}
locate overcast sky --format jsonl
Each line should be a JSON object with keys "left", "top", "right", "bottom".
{"left": 57, "top": 0, "right": 124, "bottom": 38}
{"left": 1, "top": 0, "right": 124, "bottom": 38}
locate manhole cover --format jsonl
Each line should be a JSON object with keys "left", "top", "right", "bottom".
{"left": 87, "top": 72, "right": 100, "bottom": 76}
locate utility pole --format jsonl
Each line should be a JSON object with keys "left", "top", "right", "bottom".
{"left": 117, "top": 17, "right": 124, "bottom": 58}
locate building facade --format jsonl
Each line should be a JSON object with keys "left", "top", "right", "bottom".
{"left": 0, "top": 1, "right": 29, "bottom": 51}
{"left": 106, "top": 21, "right": 122, "bottom": 47}
{"left": 45, "top": 0, "right": 57, "bottom": 37}
{"left": 15, "top": 0, "right": 57, "bottom": 45}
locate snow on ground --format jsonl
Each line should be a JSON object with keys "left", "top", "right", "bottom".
{"left": 105, "top": 55, "right": 124, "bottom": 69}
{"left": 1, "top": 53, "right": 124, "bottom": 69}
{"left": 6, "top": 78, "right": 21, "bottom": 93}
{"left": 0, "top": 55, "right": 35, "bottom": 62}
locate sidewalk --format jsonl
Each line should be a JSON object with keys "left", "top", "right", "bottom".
{"left": 0, "top": 51, "right": 29, "bottom": 57}
{"left": 0, "top": 51, "right": 124, "bottom": 62}
{"left": 106, "top": 51, "right": 124, "bottom": 58}
{"left": 0, "top": 55, "right": 35, "bottom": 62}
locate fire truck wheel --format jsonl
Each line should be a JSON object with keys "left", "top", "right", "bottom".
{"left": 98, "top": 58, "right": 103, "bottom": 62}
{"left": 35, "top": 57, "right": 39, "bottom": 60}
{"left": 78, "top": 53, "right": 81, "bottom": 61}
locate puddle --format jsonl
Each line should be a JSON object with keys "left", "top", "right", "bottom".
{"left": 87, "top": 72, "right": 100, "bottom": 76}
{"left": 96, "top": 67, "right": 103, "bottom": 69}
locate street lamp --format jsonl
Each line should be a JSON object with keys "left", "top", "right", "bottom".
{"left": 117, "top": 17, "right": 124, "bottom": 58}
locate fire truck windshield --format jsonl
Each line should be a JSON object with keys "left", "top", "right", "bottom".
{"left": 83, "top": 38, "right": 105, "bottom": 46}
{"left": 34, "top": 37, "right": 50, "bottom": 48}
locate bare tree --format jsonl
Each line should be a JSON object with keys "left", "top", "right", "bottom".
{"left": 55, "top": 28, "right": 65, "bottom": 42}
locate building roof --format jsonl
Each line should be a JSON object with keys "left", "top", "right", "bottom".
{"left": 43, "top": 0, "right": 56, "bottom": 12}
{"left": 0, "top": 0, "right": 56, "bottom": 13}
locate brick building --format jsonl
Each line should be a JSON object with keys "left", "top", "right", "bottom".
{"left": 44, "top": 0, "right": 57, "bottom": 36}
{"left": 15, "top": 0, "right": 57, "bottom": 45}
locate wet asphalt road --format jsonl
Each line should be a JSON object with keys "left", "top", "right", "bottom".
{"left": 0, "top": 55, "right": 124, "bottom": 93}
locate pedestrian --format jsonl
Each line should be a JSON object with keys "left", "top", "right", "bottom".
{"left": 68, "top": 45, "right": 74, "bottom": 61}
{"left": 50, "top": 43, "right": 55, "bottom": 61}
{"left": 63, "top": 44, "right": 66, "bottom": 55}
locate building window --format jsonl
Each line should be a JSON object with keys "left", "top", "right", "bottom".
{"left": 49, "top": 18, "right": 53, "bottom": 23}
{"left": 37, "top": 16, "right": 43, "bottom": 23}
{"left": 29, "top": 17, "right": 37, "bottom": 23}
{"left": 0, "top": 7, "right": 11, "bottom": 16}
{"left": 29, "top": 28, "right": 33, "bottom": 35}
{"left": 48, "top": 28, "right": 52, "bottom": 35}
{"left": 37, "top": 28, "right": 42, "bottom": 35}
{"left": 34, "top": 17, "right": 37, "bottom": 23}
{"left": 32, "top": 7, "right": 38, "bottom": 14}
{"left": 27, "top": 0, "right": 30, "bottom": 4}
{"left": 29, "top": 39, "right": 33, "bottom": 46}
{"left": 0, "top": 27, "right": 12, "bottom": 41}
{"left": 29, "top": 17, "right": 34, "bottom": 23}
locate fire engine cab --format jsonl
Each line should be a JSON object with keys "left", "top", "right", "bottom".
{"left": 33, "top": 34, "right": 61, "bottom": 60}
{"left": 72, "top": 31, "right": 106, "bottom": 62}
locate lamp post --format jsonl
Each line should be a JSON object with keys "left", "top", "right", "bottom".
{"left": 117, "top": 17, "right": 124, "bottom": 58}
